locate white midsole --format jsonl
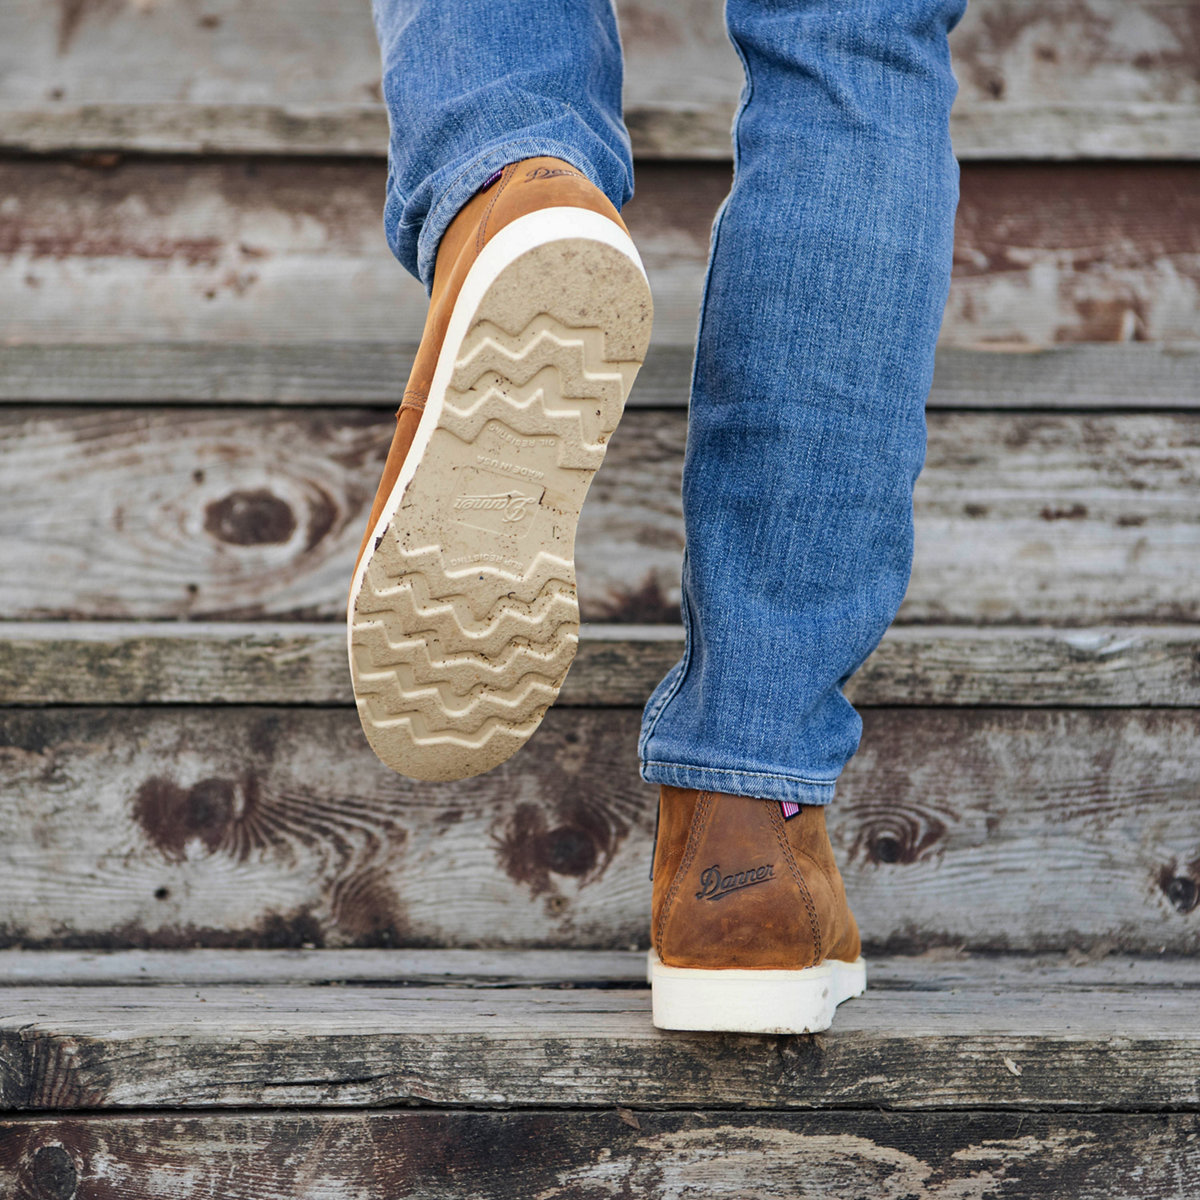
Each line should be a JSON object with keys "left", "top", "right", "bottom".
{"left": 346, "top": 206, "right": 649, "bottom": 653}
{"left": 648, "top": 948, "right": 867, "bottom": 1035}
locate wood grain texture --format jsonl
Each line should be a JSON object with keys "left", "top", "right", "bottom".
{"left": 1, "top": 0, "right": 1198, "bottom": 158}
{"left": 0, "top": 946, "right": 655, "bottom": 988}
{"left": 0, "top": 707, "right": 1197, "bottom": 953}
{"left": 4, "top": 342, "right": 1197, "bottom": 410}
{"left": 2, "top": 159, "right": 1198, "bottom": 348}
{"left": 2, "top": 946, "right": 1198, "bottom": 990}
{"left": 1, "top": 966, "right": 1198, "bottom": 1111}
{"left": 1, "top": 407, "right": 1197, "bottom": 624}
{"left": 1, "top": 1110, "right": 1199, "bottom": 1198}
{"left": 12, "top": 96, "right": 1196, "bottom": 161}
{"left": 2, "top": 622, "right": 1198, "bottom": 708}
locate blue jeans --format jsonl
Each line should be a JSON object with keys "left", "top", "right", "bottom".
{"left": 371, "top": 0, "right": 965, "bottom": 804}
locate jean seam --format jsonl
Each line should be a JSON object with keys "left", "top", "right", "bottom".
{"left": 640, "top": 10, "right": 753, "bottom": 763}
{"left": 638, "top": 551, "right": 694, "bottom": 756}
{"left": 726, "top": 4, "right": 754, "bottom": 174}
{"left": 642, "top": 760, "right": 839, "bottom": 788}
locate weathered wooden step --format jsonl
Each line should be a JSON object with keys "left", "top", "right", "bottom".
{"left": 1, "top": 0, "right": 1197, "bottom": 159}
{"left": 3, "top": 407, "right": 1198, "bottom": 624}
{"left": 3, "top": 952, "right": 1197, "bottom": 1195}
{"left": 2, "top": 1109, "right": 1197, "bottom": 1200}
{"left": 2, "top": 342, "right": 1197, "bottom": 409}
{"left": 1, "top": 160, "right": 1197, "bottom": 349}
{"left": 1, "top": 705, "right": 1197, "bottom": 954}
{"left": 0, "top": 951, "right": 1197, "bottom": 1112}
{"left": 3, "top": 705, "right": 1198, "bottom": 954}
{"left": 3, "top": 623, "right": 1197, "bottom": 707}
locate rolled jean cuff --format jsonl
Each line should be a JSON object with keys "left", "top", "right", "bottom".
{"left": 388, "top": 136, "right": 629, "bottom": 292}
{"left": 639, "top": 759, "right": 838, "bottom": 806}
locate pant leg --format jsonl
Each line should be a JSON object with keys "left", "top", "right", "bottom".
{"left": 370, "top": 0, "right": 633, "bottom": 290}
{"left": 638, "top": 0, "right": 967, "bottom": 805}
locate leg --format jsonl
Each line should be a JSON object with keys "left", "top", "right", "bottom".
{"left": 371, "top": 0, "right": 634, "bottom": 289}
{"left": 646, "top": 0, "right": 965, "bottom": 1033}
{"left": 640, "top": 0, "right": 967, "bottom": 805}
{"left": 350, "top": 2, "right": 653, "bottom": 780}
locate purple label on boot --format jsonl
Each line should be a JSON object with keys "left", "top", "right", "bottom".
{"left": 478, "top": 168, "right": 505, "bottom": 193}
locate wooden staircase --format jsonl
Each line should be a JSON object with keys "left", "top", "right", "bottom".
{"left": 2, "top": 950, "right": 1199, "bottom": 1195}
{"left": 2, "top": 0, "right": 1199, "bottom": 1195}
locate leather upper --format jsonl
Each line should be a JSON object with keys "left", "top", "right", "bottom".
{"left": 351, "top": 157, "right": 630, "bottom": 582}
{"left": 651, "top": 786, "right": 862, "bottom": 970}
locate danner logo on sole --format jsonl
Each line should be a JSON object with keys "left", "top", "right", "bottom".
{"left": 453, "top": 493, "right": 538, "bottom": 522}
{"left": 695, "top": 863, "right": 776, "bottom": 902}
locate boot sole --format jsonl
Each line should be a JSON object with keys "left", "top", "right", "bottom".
{"left": 647, "top": 948, "right": 867, "bottom": 1034}
{"left": 348, "top": 208, "right": 653, "bottom": 781}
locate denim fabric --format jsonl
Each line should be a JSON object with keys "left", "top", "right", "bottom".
{"left": 370, "top": 0, "right": 634, "bottom": 291}
{"left": 370, "top": 0, "right": 965, "bottom": 803}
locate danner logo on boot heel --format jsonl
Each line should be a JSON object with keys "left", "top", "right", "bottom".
{"left": 695, "top": 863, "right": 776, "bottom": 902}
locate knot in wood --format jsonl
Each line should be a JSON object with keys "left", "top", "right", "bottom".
{"left": 203, "top": 488, "right": 296, "bottom": 546}
{"left": 32, "top": 1145, "right": 76, "bottom": 1200}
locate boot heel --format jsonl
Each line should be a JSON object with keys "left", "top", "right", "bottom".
{"left": 648, "top": 949, "right": 866, "bottom": 1034}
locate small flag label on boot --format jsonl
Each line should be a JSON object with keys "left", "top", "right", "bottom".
{"left": 780, "top": 800, "right": 801, "bottom": 820}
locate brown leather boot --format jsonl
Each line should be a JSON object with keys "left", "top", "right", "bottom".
{"left": 348, "top": 157, "right": 652, "bottom": 781}
{"left": 649, "top": 786, "right": 866, "bottom": 1033}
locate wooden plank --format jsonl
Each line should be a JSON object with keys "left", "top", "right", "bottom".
{"left": 2, "top": 946, "right": 1198, "bottom": 990}
{"left": 946, "top": 102, "right": 1200, "bottom": 160}
{"left": 950, "top": 163, "right": 1200, "bottom": 348}
{"left": 1, "top": 1112, "right": 1199, "bottom": 1199}
{"left": 0, "top": 621, "right": 689, "bottom": 708}
{"left": 928, "top": 344, "right": 1200, "bottom": 410}
{"left": 910, "top": 411, "right": 1200, "bottom": 625}
{"left": 0, "top": 103, "right": 391, "bottom": 157}
{"left": 3, "top": 622, "right": 1199, "bottom": 708}
{"left": 8, "top": 96, "right": 1197, "bottom": 165}
{"left": 0, "top": 946, "right": 653, "bottom": 988}
{"left": 2, "top": 159, "right": 1198, "bottom": 349}
{"left": 0, "top": 707, "right": 1196, "bottom": 953}
{"left": 2, "top": 342, "right": 1198, "bottom": 410}
{"left": 0, "top": 406, "right": 1197, "bottom": 624}
{"left": 1, "top": 965, "right": 1198, "bottom": 1111}
{"left": 1, "top": 0, "right": 1198, "bottom": 159}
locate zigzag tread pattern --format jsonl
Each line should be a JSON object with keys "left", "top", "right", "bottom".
{"left": 359, "top": 705, "right": 546, "bottom": 753}
{"left": 357, "top": 545, "right": 577, "bottom": 631}
{"left": 350, "top": 544, "right": 579, "bottom": 745}
{"left": 442, "top": 316, "right": 640, "bottom": 470}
